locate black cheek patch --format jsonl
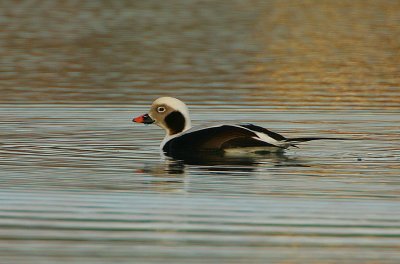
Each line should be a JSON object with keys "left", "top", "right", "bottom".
{"left": 165, "top": 111, "right": 186, "bottom": 135}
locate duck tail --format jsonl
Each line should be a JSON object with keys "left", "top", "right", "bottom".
{"left": 286, "top": 137, "right": 350, "bottom": 144}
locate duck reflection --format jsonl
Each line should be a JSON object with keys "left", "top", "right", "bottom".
{"left": 168, "top": 150, "right": 257, "bottom": 166}
{"left": 138, "top": 150, "right": 309, "bottom": 177}
{"left": 162, "top": 150, "right": 307, "bottom": 175}
{"left": 136, "top": 151, "right": 309, "bottom": 193}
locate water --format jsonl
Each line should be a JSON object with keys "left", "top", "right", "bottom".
{"left": 1, "top": 1, "right": 399, "bottom": 108}
{"left": 1, "top": 106, "right": 399, "bottom": 263}
{"left": 1, "top": 0, "right": 400, "bottom": 263}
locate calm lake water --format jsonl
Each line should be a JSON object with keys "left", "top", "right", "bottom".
{"left": 1, "top": 1, "right": 400, "bottom": 263}
{"left": 1, "top": 106, "right": 399, "bottom": 263}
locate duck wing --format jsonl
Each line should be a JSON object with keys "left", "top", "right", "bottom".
{"left": 238, "top": 124, "right": 287, "bottom": 141}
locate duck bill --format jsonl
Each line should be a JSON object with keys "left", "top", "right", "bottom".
{"left": 133, "top": 113, "right": 155, "bottom": 124}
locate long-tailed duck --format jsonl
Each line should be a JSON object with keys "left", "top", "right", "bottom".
{"left": 133, "top": 97, "right": 343, "bottom": 156}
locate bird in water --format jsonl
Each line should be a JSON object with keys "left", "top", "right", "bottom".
{"left": 133, "top": 97, "right": 345, "bottom": 156}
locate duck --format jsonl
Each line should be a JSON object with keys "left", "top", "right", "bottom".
{"left": 133, "top": 97, "right": 343, "bottom": 156}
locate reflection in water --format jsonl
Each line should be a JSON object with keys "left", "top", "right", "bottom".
{"left": 146, "top": 151, "right": 310, "bottom": 176}
{"left": 136, "top": 151, "right": 312, "bottom": 195}
{"left": 166, "top": 151, "right": 260, "bottom": 168}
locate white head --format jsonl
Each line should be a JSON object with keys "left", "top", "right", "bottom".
{"left": 133, "top": 97, "right": 192, "bottom": 136}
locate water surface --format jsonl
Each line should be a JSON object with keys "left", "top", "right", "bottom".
{"left": 1, "top": 106, "right": 399, "bottom": 263}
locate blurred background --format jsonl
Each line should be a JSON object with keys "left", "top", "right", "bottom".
{"left": 1, "top": 0, "right": 399, "bottom": 108}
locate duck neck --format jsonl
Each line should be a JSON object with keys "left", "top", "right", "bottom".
{"left": 164, "top": 111, "right": 191, "bottom": 136}
{"left": 161, "top": 116, "right": 191, "bottom": 150}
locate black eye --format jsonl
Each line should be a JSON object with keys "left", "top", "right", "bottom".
{"left": 157, "top": 106, "right": 166, "bottom": 113}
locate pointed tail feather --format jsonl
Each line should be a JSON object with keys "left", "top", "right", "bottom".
{"left": 286, "top": 137, "right": 350, "bottom": 143}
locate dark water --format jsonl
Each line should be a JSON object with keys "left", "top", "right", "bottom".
{"left": 1, "top": 1, "right": 400, "bottom": 263}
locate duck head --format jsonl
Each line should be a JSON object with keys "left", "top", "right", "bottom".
{"left": 133, "top": 97, "right": 192, "bottom": 136}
